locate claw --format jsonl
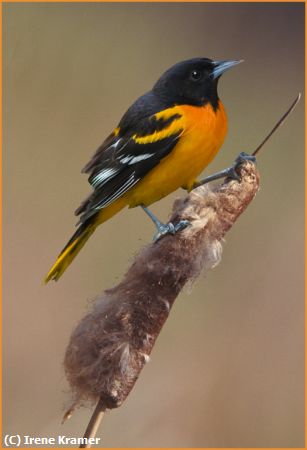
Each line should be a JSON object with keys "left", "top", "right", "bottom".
{"left": 154, "top": 220, "right": 191, "bottom": 242}
{"left": 235, "top": 151, "right": 256, "bottom": 165}
{"left": 227, "top": 152, "right": 257, "bottom": 182}
{"left": 225, "top": 166, "right": 241, "bottom": 182}
{"left": 174, "top": 219, "right": 191, "bottom": 232}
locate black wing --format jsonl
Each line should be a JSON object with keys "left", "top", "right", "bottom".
{"left": 76, "top": 97, "right": 184, "bottom": 224}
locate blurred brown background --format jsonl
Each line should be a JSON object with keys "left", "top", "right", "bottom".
{"left": 3, "top": 2, "right": 304, "bottom": 448}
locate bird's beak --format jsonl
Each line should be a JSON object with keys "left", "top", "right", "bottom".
{"left": 211, "top": 59, "right": 243, "bottom": 79}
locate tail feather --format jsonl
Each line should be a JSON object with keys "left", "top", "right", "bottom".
{"left": 44, "top": 197, "right": 127, "bottom": 283}
{"left": 44, "top": 221, "right": 96, "bottom": 283}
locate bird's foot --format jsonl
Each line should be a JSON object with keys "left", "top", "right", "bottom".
{"left": 226, "top": 152, "right": 256, "bottom": 181}
{"left": 195, "top": 152, "right": 256, "bottom": 187}
{"left": 153, "top": 219, "right": 191, "bottom": 242}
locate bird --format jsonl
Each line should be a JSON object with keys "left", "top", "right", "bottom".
{"left": 45, "top": 57, "right": 242, "bottom": 283}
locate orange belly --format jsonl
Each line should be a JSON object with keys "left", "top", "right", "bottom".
{"left": 126, "top": 100, "right": 227, "bottom": 207}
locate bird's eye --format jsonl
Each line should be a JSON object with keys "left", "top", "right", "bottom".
{"left": 190, "top": 69, "right": 202, "bottom": 81}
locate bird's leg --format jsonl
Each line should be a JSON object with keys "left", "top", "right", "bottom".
{"left": 141, "top": 206, "right": 190, "bottom": 242}
{"left": 193, "top": 152, "right": 256, "bottom": 188}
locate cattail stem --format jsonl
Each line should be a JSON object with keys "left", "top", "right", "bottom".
{"left": 79, "top": 399, "right": 105, "bottom": 448}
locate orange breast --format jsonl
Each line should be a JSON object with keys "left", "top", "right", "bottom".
{"left": 127, "top": 100, "right": 227, "bottom": 207}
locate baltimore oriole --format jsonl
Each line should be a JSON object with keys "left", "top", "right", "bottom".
{"left": 45, "top": 57, "right": 243, "bottom": 283}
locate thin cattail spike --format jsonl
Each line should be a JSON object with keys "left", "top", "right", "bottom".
{"left": 252, "top": 93, "right": 301, "bottom": 156}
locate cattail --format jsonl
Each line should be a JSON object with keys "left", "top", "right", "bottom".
{"left": 63, "top": 160, "right": 259, "bottom": 416}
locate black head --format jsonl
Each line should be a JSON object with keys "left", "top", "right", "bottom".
{"left": 153, "top": 57, "right": 242, "bottom": 109}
